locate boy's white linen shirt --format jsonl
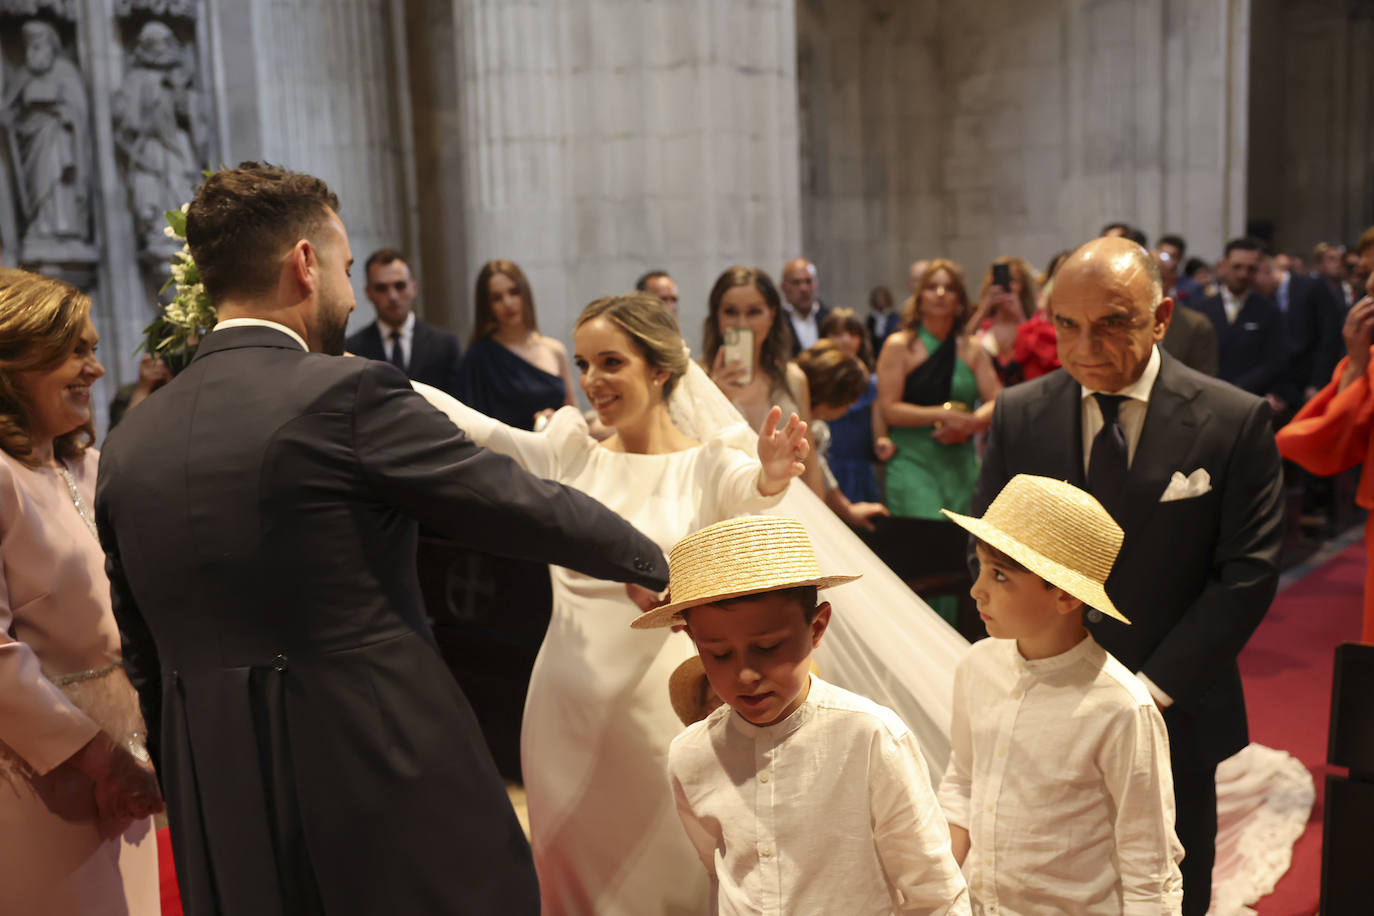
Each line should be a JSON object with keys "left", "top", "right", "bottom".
{"left": 937, "top": 636, "right": 1184, "bottom": 915}
{"left": 668, "top": 676, "right": 970, "bottom": 916}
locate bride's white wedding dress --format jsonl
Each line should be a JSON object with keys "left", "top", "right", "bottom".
{"left": 419, "top": 363, "right": 1312, "bottom": 916}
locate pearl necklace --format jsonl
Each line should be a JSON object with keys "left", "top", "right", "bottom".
{"left": 55, "top": 461, "right": 99, "bottom": 540}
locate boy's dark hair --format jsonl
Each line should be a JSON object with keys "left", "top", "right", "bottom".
{"left": 976, "top": 539, "right": 1054, "bottom": 590}
{"left": 187, "top": 162, "right": 340, "bottom": 305}
{"left": 796, "top": 339, "right": 869, "bottom": 409}
{"left": 688, "top": 585, "right": 821, "bottom": 623}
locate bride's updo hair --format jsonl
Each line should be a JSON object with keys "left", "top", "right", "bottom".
{"left": 576, "top": 292, "right": 690, "bottom": 398}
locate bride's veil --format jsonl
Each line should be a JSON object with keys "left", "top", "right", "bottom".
{"left": 670, "top": 359, "right": 969, "bottom": 771}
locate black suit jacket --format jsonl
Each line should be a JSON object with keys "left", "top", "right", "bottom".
{"left": 972, "top": 352, "right": 1283, "bottom": 768}
{"left": 346, "top": 316, "right": 462, "bottom": 396}
{"left": 96, "top": 326, "right": 668, "bottom": 916}
{"left": 1161, "top": 303, "right": 1218, "bottom": 377}
{"left": 1195, "top": 291, "right": 1284, "bottom": 395}
{"left": 1279, "top": 274, "right": 1344, "bottom": 404}
{"left": 787, "top": 302, "right": 833, "bottom": 356}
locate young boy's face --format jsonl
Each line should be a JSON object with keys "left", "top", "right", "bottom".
{"left": 971, "top": 544, "right": 1072, "bottom": 642}
{"left": 686, "top": 592, "right": 831, "bottom": 727}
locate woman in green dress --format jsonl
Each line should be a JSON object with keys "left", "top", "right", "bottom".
{"left": 876, "top": 258, "right": 1001, "bottom": 520}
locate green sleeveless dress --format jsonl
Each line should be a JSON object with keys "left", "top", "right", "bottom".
{"left": 886, "top": 326, "right": 981, "bottom": 519}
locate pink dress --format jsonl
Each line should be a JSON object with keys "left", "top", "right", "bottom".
{"left": 0, "top": 447, "right": 159, "bottom": 915}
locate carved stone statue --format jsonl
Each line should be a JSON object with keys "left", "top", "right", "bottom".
{"left": 113, "top": 20, "right": 204, "bottom": 260}
{"left": 0, "top": 20, "right": 94, "bottom": 260}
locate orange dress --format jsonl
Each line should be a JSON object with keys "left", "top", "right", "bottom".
{"left": 1275, "top": 348, "right": 1374, "bottom": 643}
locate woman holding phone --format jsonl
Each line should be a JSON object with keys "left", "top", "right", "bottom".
{"left": 702, "top": 265, "right": 810, "bottom": 433}
{"left": 968, "top": 256, "right": 1037, "bottom": 386}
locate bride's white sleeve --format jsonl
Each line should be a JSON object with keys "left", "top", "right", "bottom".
{"left": 701, "top": 425, "right": 787, "bottom": 520}
{"left": 411, "top": 381, "right": 565, "bottom": 479}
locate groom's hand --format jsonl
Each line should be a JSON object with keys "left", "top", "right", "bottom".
{"left": 626, "top": 584, "right": 686, "bottom": 632}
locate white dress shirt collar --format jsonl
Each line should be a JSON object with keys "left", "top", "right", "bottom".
{"left": 1220, "top": 286, "right": 1244, "bottom": 324}
{"left": 785, "top": 303, "right": 821, "bottom": 350}
{"left": 1078, "top": 343, "right": 1160, "bottom": 403}
{"left": 212, "top": 318, "right": 308, "bottom": 351}
{"left": 378, "top": 310, "right": 416, "bottom": 338}
{"left": 378, "top": 311, "right": 416, "bottom": 365}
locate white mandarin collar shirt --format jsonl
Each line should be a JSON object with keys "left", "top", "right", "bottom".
{"left": 670, "top": 676, "right": 970, "bottom": 916}
{"left": 212, "top": 318, "right": 308, "bottom": 351}
{"left": 786, "top": 303, "right": 822, "bottom": 351}
{"left": 379, "top": 311, "right": 416, "bottom": 366}
{"left": 938, "top": 637, "right": 1183, "bottom": 916}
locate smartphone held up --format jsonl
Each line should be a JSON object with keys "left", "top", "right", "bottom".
{"left": 722, "top": 327, "right": 756, "bottom": 385}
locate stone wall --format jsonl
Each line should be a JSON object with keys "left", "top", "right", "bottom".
{"left": 210, "top": 0, "right": 418, "bottom": 338}
{"left": 1247, "top": 0, "right": 1374, "bottom": 255}
{"left": 798, "top": 0, "right": 1253, "bottom": 313}
{"left": 425, "top": 0, "right": 802, "bottom": 348}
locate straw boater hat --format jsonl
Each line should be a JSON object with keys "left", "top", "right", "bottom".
{"left": 630, "top": 516, "right": 860, "bottom": 630}
{"left": 940, "top": 474, "right": 1130, "bottom": 624}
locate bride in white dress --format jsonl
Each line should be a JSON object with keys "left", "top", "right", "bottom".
{"left": 418, "top": 292, "right": 808, "bottom": 915}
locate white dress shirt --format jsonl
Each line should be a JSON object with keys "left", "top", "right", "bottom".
{"left": 670, "top": 676, "right": 970, "bottom": 915}
{"left": 211, "top": 318, "right": 307, "bottom": 351}
{"left": 379, "top": 311, "right": 416, "bottom": 365}
{"left": 1078, "top": 345, "right": 1173, "bottom": 707}
{"left": 786, "top": 304, "right": 822, "bottom": 351}
{"left": 1079, "top": 344, "right": 1160, "bottom": 471}
{"left": 1220, "top": 286, "right": 1243, "bottom": 324}
{"left": 937, "top": 636, "right": 1184, "bottom": 916}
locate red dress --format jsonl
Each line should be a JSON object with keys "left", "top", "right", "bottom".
{"left": 1275, "top": 348, "right": 1374, "bottom": 643}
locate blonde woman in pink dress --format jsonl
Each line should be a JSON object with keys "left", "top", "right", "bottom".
{"left": 0, "top": 270, "right": 162, "bottom": 915}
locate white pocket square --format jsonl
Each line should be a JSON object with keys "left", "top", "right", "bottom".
{"left": 1160, "top": 468, "right": 1211, "bottom": 502}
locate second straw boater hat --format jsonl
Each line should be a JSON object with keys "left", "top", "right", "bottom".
{"left": 940, "top": 474, "right": 1130, "bottom": 624}
{"left": 630, "top": 516, "right": 861, "bottom": 630}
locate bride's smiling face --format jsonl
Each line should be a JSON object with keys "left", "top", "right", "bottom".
{"left": 573, "top": 316, "right": 666, "bottom": 429}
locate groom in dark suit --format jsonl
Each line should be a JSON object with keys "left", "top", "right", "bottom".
{"left": 971, "top": 237, "right": 1285, "bottom": 915}
{"left": 96, "top": 164, "right": 669, "bottom": 916}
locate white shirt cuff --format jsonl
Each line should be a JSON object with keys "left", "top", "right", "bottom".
{"left": 1136, "top": 672, "right": 1174, "bottom": 708}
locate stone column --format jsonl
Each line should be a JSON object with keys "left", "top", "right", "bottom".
{"left": 207, "top": 0, "right": 418, "bottom": 336}
{"left": 797, "top": 0, "right": 1254, "bottom": 310}
{"left": 436, "top": 0, "right": 801, "bottom": 348}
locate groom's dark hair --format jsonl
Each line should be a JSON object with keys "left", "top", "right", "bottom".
{"left": 187, "top": 162, "right": 340, "bottom": 305}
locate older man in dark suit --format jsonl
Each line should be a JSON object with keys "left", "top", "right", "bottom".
{"left": 972, "top": 236, "right": 1284, "bottom": 915}
{"left": 345, "top": 248, "right": 463, "bottom": 395}
{"left": 96, "top": 164, "right": 668, "bottom": 916}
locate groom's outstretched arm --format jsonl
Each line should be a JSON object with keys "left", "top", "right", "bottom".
{"left": 353, "top": 360, "right": 668, "bottom": 590}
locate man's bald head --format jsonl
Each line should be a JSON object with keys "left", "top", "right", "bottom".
{"left": 780, "top": 258, "right": 818, "bottom": 314}
{"left": 907, "top": 259, "right": 931, "bottom": 293}
{"left": 1047, "top": 237, "right": 1172, "bottom": 393}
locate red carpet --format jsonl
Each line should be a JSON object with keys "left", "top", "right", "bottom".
{"left": 1242, "top": 540, "right": 1366, "bottom": 915}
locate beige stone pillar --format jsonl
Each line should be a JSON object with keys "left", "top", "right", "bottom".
{"left": 438, "top": 0, "right": 802, "bottom": 347}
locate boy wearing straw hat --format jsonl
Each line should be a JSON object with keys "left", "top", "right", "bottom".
{"left": 938, "top": 475, "right": 1183, "bottom": 914}
{"left": 633, "top": 516, "right": 970, "bottom": 915}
